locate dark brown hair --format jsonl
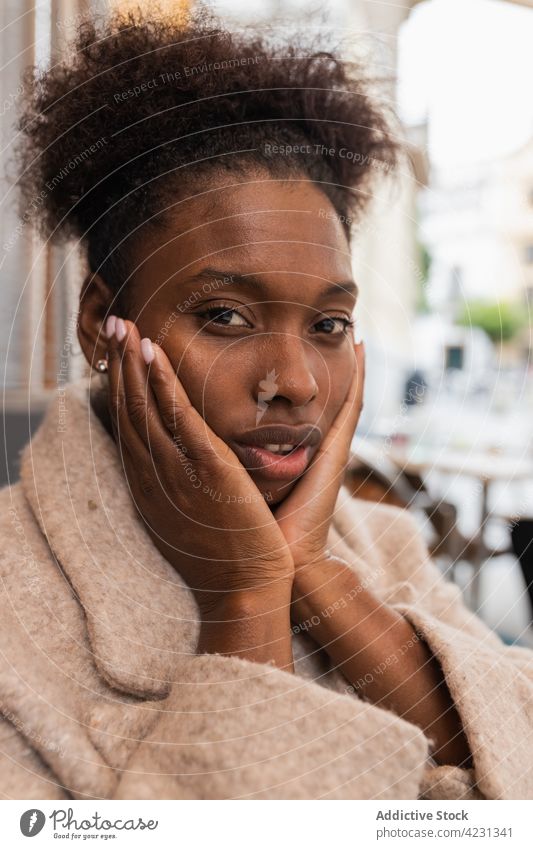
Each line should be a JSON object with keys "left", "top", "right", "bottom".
{"left": 14, "top": 4, "right": 400, "bottom": 300}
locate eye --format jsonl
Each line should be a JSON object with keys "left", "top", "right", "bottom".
{"left": 312, "top": 315, "right": 354, "bottom": 336}
{"left": 197, "top": 304, "right": 252, "bottom": 328}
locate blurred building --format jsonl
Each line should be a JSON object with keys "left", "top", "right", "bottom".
{"left": 494, "top": 138, "right": 533, "bottom": 306}
{"left": 421, "top": 138, "right": 533, "bottom": 310}
{"left": 1, "top": 0, "right": 429, "bottom": 425}
{"left": 2, "top": 1, "right": 533, "bottom": 392}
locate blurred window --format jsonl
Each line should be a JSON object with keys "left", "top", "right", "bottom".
{"left": 445, "top": 345, "right": 464, "bottom": 370}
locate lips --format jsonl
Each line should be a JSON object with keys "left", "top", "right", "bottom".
{"left": 231, "top": 423, "right": 321, "bottom": 480}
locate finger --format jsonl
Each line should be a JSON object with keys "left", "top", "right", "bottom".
{"left": 109, "top": 321, "right": 194, "bottom": 507}
{"left": 106, "top": 327, "right": 166, "bottom": 500}
{"left": 107, "top": 324, "right": 150, "bottom": 461}
{"left": 117, "top": 319, "right": 177, "bottom": 464}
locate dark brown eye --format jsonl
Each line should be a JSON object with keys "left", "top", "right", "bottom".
{"left": 198, "top": 306, "right": 251, "bottom": 327}
{"left": 313, "top": 316, "right": 354, "bottom": 335}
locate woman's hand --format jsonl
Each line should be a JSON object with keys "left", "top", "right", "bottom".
{"left": 273, "top": 338, "right": 365, "bottom": 576}
{"left": 105, "top": 317, "right": 294, "bottom": 625}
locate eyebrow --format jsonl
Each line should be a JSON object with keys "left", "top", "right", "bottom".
{"left": 184, "top": 267, "right": 359, "bottom": 300}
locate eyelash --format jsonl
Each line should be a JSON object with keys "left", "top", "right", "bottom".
{"left": 196, "top": 304, "right": 355, "bottom": 336}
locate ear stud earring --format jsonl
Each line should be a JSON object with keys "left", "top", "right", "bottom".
{"left": 96, "top": 358, "right": 108, "bottom": 373}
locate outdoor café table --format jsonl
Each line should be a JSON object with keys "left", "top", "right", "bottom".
{"left": 387, "top": 448, "right": 533, "bottom": 612}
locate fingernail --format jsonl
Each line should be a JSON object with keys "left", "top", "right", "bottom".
{"left": 115, "top": 318, "right": 126, "bottom": 342}
{"left": 141, "top": 337, "right": 154, "bottom": 365}
{"left": 105, "top": 315, "right": 117, "bottom": 339}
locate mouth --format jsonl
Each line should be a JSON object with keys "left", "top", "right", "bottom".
{"left": 230, "top": 424, "right": 321, "bottom": 481}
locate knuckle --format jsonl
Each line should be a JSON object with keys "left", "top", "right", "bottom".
{"left": 109, "top": 388, "right": 126, "bottom": 419}
{"left": 160, "top": 401, "right": 188, "bottom": 434}
{"left": 127, "top": 394, "right": 148, "bottom": 428}
{"left": 176, "top": 438, "right": 204, "bottom": 467}
{"left": 137, "top": 470, "right": 157, "bottom": 497}
{"left": 147, "top": 428, "right": 167, "bottom": 462}
{"left": 107, "top": 345, "right": 120, "bottom": 365}
{"left": 120, "top": 347, "right": 138, "bottom": 366}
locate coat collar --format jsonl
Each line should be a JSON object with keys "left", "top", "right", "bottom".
{"left": 19, "top": 376, "right": 377, "bottom": 700}
{"left": 19, "top": 376, "right": 200, "bottom": 700}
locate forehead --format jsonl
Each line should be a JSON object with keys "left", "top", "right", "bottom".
{"left": 132, "top": 174, "right": 353, "bottom": 297}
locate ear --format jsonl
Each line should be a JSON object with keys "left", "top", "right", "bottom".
{"left": 77, "top": 272, "right": 115, "bottom": 370}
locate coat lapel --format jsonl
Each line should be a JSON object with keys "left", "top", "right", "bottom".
{"left": 19, "top": 376, "right": 199, "bottom": 700}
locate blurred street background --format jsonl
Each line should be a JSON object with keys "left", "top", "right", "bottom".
{"left": 2, "top": 0, "right": 533, "bottom": 640}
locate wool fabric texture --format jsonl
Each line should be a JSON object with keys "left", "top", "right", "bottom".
{"left": 0, "top": 378, "right": 532, "bottom": 800}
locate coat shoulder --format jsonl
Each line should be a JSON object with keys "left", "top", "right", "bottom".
{"left": 0, "top": 480, "right": 66, "bottom": 589}
{"left": 0, "top": 473, "right": 74, "bottom": 615}
{"left": 0, "top": 481, "right": 37, "bottom": 580}
{"left": 0, "top": 480, "right": 39, "bottom": 553}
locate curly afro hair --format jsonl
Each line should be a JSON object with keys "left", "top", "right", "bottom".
{"left": 13, "top": 3, "right": 401, "bottom": 300}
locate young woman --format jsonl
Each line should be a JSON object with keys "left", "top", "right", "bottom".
{"left": 1, "top": 6, "right": 532, "bottom": 800}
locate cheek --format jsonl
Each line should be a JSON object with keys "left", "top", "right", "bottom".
{"left": 166, "top": 343, "right": 250, "bottom": 436}
{"left": 137, "top": 308, "right": 253, "bottom": 437}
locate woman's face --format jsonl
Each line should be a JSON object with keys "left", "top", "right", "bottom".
{"left": 120, "top": 172, "right": 358, "bottom": 505}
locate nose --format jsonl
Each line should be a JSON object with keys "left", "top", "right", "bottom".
{"left": 253, "top": 334, "right": 319, "bottom": 409}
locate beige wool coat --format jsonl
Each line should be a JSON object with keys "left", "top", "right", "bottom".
{"left": 1, "top": 377, "right": 533, "bottom": 801}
